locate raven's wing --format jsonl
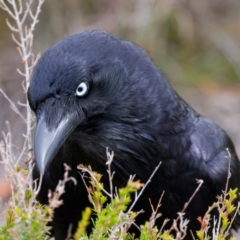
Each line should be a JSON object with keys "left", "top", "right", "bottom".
{"left": 189, "top": 116, "right": 240, "bottom": 229}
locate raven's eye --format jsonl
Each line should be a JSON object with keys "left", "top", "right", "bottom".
{"left": 76, "top": 82, "right": 89, "bottom": 97}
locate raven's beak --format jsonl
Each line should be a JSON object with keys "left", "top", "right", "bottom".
{"left": 34, "top": 114, "right": 79, "bottom": 174}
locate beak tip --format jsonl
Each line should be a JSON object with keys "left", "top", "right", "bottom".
{"left": 38, "top": 162, "right": 46, "bottom": 175}
{"left": 34, "top": 153, "right": 46, "bottom": 175}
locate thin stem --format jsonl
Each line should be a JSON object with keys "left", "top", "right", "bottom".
{"left": 128, "top": 161, "right": 162, "bottom": 212}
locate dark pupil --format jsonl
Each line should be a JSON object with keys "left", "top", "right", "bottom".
{"left": 78, "top": 86, "right": 83, "bottom": 92}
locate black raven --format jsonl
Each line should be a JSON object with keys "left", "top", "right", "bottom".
{"left": 28, "top": 30, "right": 240, "bottom": 239}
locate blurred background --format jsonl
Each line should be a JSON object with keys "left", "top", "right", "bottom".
{"left": 0, "top": 0, "right": 240, "bottom": 214}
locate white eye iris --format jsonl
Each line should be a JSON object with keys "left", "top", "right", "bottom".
{"left": 76, "top": 82, "right": 88, "bottom": 97}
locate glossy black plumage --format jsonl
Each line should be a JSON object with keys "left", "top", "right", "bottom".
{"left": 28, "top": 30, "right": 240, "bottom": 239}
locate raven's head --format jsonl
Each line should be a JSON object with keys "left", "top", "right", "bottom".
{"left": 28, "top": 30, "right": 174, "bottom": 176}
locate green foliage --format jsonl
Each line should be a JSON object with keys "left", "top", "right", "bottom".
{"left": 0, "top": 164, "right": 239, "bottom": 240}
{"left": 196, "top": 188, "right": 238, "bottom": 240}
{"left": 74, "top": 170, "right": 142, "bottom": 239}
{"left": 0, "top": 168, "right": 51, "bottom": 240}
{"left": 0, "top": 204, "right": 51, "bottom": 240}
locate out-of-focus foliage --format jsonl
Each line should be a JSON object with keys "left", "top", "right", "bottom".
{"left": 1, "top": 0, "right": 240, "bottom": 87}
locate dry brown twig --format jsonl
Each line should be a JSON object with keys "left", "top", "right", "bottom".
{"left": 48, "top": 164, "right": 77, "bottom": 210}
{"left": 106, "top": 147, "right": 115, "bottom": 201}
{"left": 0, "top": 0, "right": 45, "bottom": 225}
{"left": 0, "top": 139, "right": 41, "bottom": 216}
{"left": 0, "top": 0, "right": 44, "bottom": 171}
